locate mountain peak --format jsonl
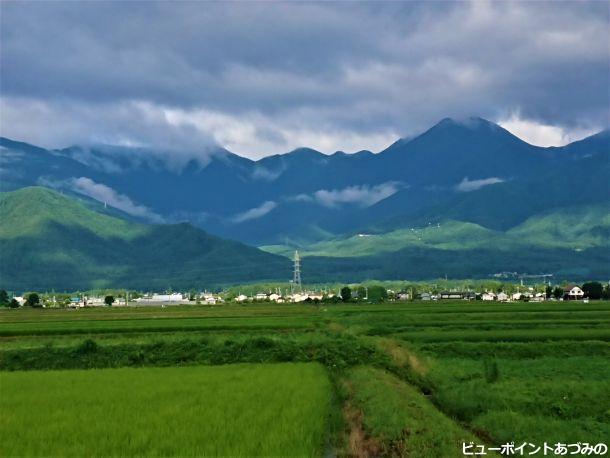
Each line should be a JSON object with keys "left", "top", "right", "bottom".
{"left": 433, "top": 116, "right": 498, "bottom": 131}
{"left": 285, "top": 147, "right": 325, "bottom": 158}
{"left": 382, "top": 117, "right": 510, "bottom": 153}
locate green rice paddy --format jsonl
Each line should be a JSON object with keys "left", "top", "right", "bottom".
{"left": 1, "top": 301, "right": 609, "bottom": 456}
{"left": 1, "top": 364, "right": 331, "bottom": 457}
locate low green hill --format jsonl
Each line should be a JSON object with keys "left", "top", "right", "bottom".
{"left": 262, "top": 205, "right": 610, "bottom": 259}
{"left": 0, "top": 186, "right": 146, "bottom": 240}
{"left": 0, "top": 187, "right": 291, "bottom": 291}
{"left": 507, "top": 205, "right": 610, "bottom": 248}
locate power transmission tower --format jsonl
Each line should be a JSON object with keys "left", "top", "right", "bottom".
{"left": 293, "top": 250, "right": 302, "bottom": 292}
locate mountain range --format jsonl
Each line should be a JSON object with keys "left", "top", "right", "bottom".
{"left": 1, "top": 117, "right": 608, "bottom": 289}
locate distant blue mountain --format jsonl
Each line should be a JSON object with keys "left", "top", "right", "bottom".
{"left": 1, "top": 117, "right": 608, "bottom": 245}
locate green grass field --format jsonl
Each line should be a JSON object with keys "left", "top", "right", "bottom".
{"left": 1, "top": 363, "right": 331, "bottom": 457}
{"left": 1, "top": 301, "right": 609, "bottom": 456}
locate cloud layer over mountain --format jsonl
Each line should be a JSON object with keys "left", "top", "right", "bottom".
{"left": 1, "top": 1, "right": 607, "bottom": 158}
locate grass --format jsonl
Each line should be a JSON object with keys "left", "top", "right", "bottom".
{"left": 375, "top": 307, "right": 610, "bottom": 449}
{"left": 343, "top": 366, "right": 479, "bottom": 457}
{"left": 0, "top": 314, "right": 319, "bottom": 336}
{"left": 1, "top": 301, "right": 610, "bottom": 456}
{"left": 0, "top": 363, "right": 332, "bottom": 457}
{"left": 427, "top": 358, "right": 610, "bottom": 445}
{"left": 0, "top": 333, "right": 383, "bottom": 371}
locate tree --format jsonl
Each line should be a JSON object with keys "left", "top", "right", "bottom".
{"left": 553, "top": 287, "right": 563, "bottom": 299}
{"left": 340, "top": 286, "right": 352, "bottom": 302}
{"left": 359, "top": 285, "right": 388, "bottom": 303}
{"left": 0, "top": 290, "right": 9, "bottom": 306}
{"left": 545, "top": 285, "right": 553, "bottom": 299}
{"left": 25, "top": 293, "right": 41, "bottom": 307}
{"left": 9, "top": 298, "right": 19, "bottom": 308}
{"left": 369, "top": 285, "right": 388, "bottom": 302}
{"left": 602, "top": 285, "right": 610, "bottom": 300}
{"left": 581, "top": 282, "right": 603, "bottom": 300}
{"left": 104, "top": 295, "right": 115, "bottom": 306}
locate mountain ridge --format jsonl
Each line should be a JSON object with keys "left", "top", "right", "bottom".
{"left": 1, "top": 117, "right": 608, "bottom": 247}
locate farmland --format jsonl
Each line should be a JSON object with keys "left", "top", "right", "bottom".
{"left": 1, "top": 364, "right": 331, "bottom": 457}
{"left": 1, "top": 301, "right": 609, "bottom": 456}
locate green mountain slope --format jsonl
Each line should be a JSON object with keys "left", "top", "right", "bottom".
{"left": 0, "top": 187, "right": 291, "bottom": 291}
{"left": 261, "top": 221, "right": 500, "bottom": 257}
{"left": 2, "top": 188, "right": 607, "bottom": 289}
{"left": 0, "top": 187, "right": 146, "bottom": 240}
{"left": 507, "top": 205, "right": 610, "bottom": 248}
{"left": 262, "top": 204, "right": 610, "bottom": 260}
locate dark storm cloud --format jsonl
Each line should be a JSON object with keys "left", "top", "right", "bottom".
{"left": 0, "top": 1, "right": 608, "bottom": 157}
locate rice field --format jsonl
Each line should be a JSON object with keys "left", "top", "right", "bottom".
{"left": 1, "top": 300, "right": 609, "bottom": 456}
{"left": 0, "top": 363, "right": 331, "bottom": 457}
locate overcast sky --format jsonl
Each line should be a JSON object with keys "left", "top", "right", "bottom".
{"left": 1, "top": 1, "right": 608, "bottom": 159}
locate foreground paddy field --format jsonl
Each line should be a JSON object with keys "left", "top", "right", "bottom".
{"left": 1, "top": 301, "right": 609, "bottom": 456}
{"left": 1, "top": 363, "right": 331, "bottom": 457}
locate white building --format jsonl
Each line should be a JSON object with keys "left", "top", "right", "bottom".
{"left": 497, "top": 292, "right": 509, "bottom": 302}
{"left": 152, "top": 293, "right": 184, "bottom": 302}
{"left": 85, "top": 297, "right": 106, "bottom": 307}
{"left": 235, "top": 294, "right": 249, "bottom": 302}
{"left": 289, "top": 293, "right": 308, "bottom": 303}
{"left": 563, "top": 285, "right": 584, "bottom": 300}
{"left": 482, "top": 292, "right": 496, "bottom": 301}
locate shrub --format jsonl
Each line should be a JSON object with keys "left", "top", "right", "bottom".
{"left": 76, "top": 339, "right": 99, "bottom": 355}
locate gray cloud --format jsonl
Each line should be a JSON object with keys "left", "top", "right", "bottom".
{"left": 0, "top": 1, "right": 607, "bottom": 157}
{"left": 456, "top": 177, "right": 504, "bottom": 192}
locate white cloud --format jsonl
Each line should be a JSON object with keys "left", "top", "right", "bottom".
{"left": 313, "top": 182, "right": 401, "bottom": 208}
{"left": 232, "top": 201, "right": 277, "bottom": 223}
{"left": 0, "top": 97, "right": 220, "bottom": 169}
{"left": 288, "top": 194, "right": 314, "bottom": 203}
{"left": 69, "top": 177, "right": 165, "bottom": 222}
{"left": 456, "top": 176, "right": 504, "bottom": 192}
{"left": 163, "top": 104, "right": 397, "bottom": 158}
{"left": 251, "top": 166, "right": 284, "bottom": 181}
{"left": 498, "top": 114, "right": 598, "bottom": 147}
